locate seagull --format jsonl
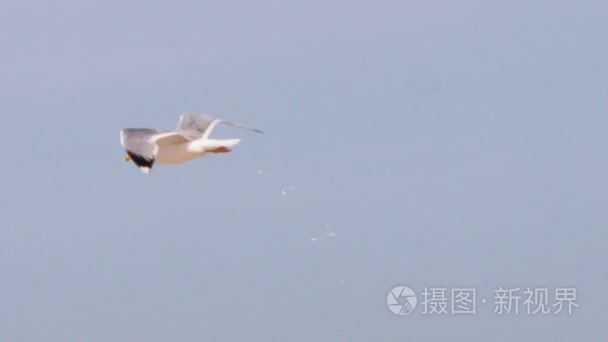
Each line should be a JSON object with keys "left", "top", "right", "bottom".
{"left": 120, "top": 113, "right": 263, "bottom": 173}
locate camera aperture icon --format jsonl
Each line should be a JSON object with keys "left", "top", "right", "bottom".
{"left": 387, "top": 286, "right": 417, "bottom": 315}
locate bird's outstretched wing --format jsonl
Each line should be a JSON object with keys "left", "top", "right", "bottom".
{"left": 176, "top": 113, "right": 263, "bottom": 140}
{"left": 120, "top": 128, "right": 187, "bottom": 173}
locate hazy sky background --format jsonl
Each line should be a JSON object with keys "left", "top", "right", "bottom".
{"left": 1, "top": 0, "right": 606, "bottom": 341}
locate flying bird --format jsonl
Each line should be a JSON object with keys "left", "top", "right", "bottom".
{"left": 120, "top": 113, "right": 263, "bottom": 173}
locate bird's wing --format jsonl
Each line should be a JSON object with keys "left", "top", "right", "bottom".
{"left": 175, "top": 113, "right": 217, "bottom": 140}
{"left": 120, "top": 129, "right": 187, "bottom": 170}
{"left": 176, "top": 113, "right": 264, "bottom": 140}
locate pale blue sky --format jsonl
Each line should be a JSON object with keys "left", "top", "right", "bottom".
{"left": 0, "top": 1, "right": 606, "bottom": 341}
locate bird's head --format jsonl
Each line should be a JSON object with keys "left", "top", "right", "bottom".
{"left": 124, "top": 155, "right": 132, "bottom": 162}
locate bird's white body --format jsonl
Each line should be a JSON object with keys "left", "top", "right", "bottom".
{"left": 155, "top": 138, "right": 240, "bottom": 164}
{"left": 155, "top": 143, "right": 204, "bottom": 164}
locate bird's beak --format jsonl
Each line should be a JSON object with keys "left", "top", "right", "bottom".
{"left": 124, "top": 155, "right": 131, "bottom": 162}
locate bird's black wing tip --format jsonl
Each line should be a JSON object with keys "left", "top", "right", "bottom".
{"left": 126, "top": 151, "right": 155, "bottom": 169}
